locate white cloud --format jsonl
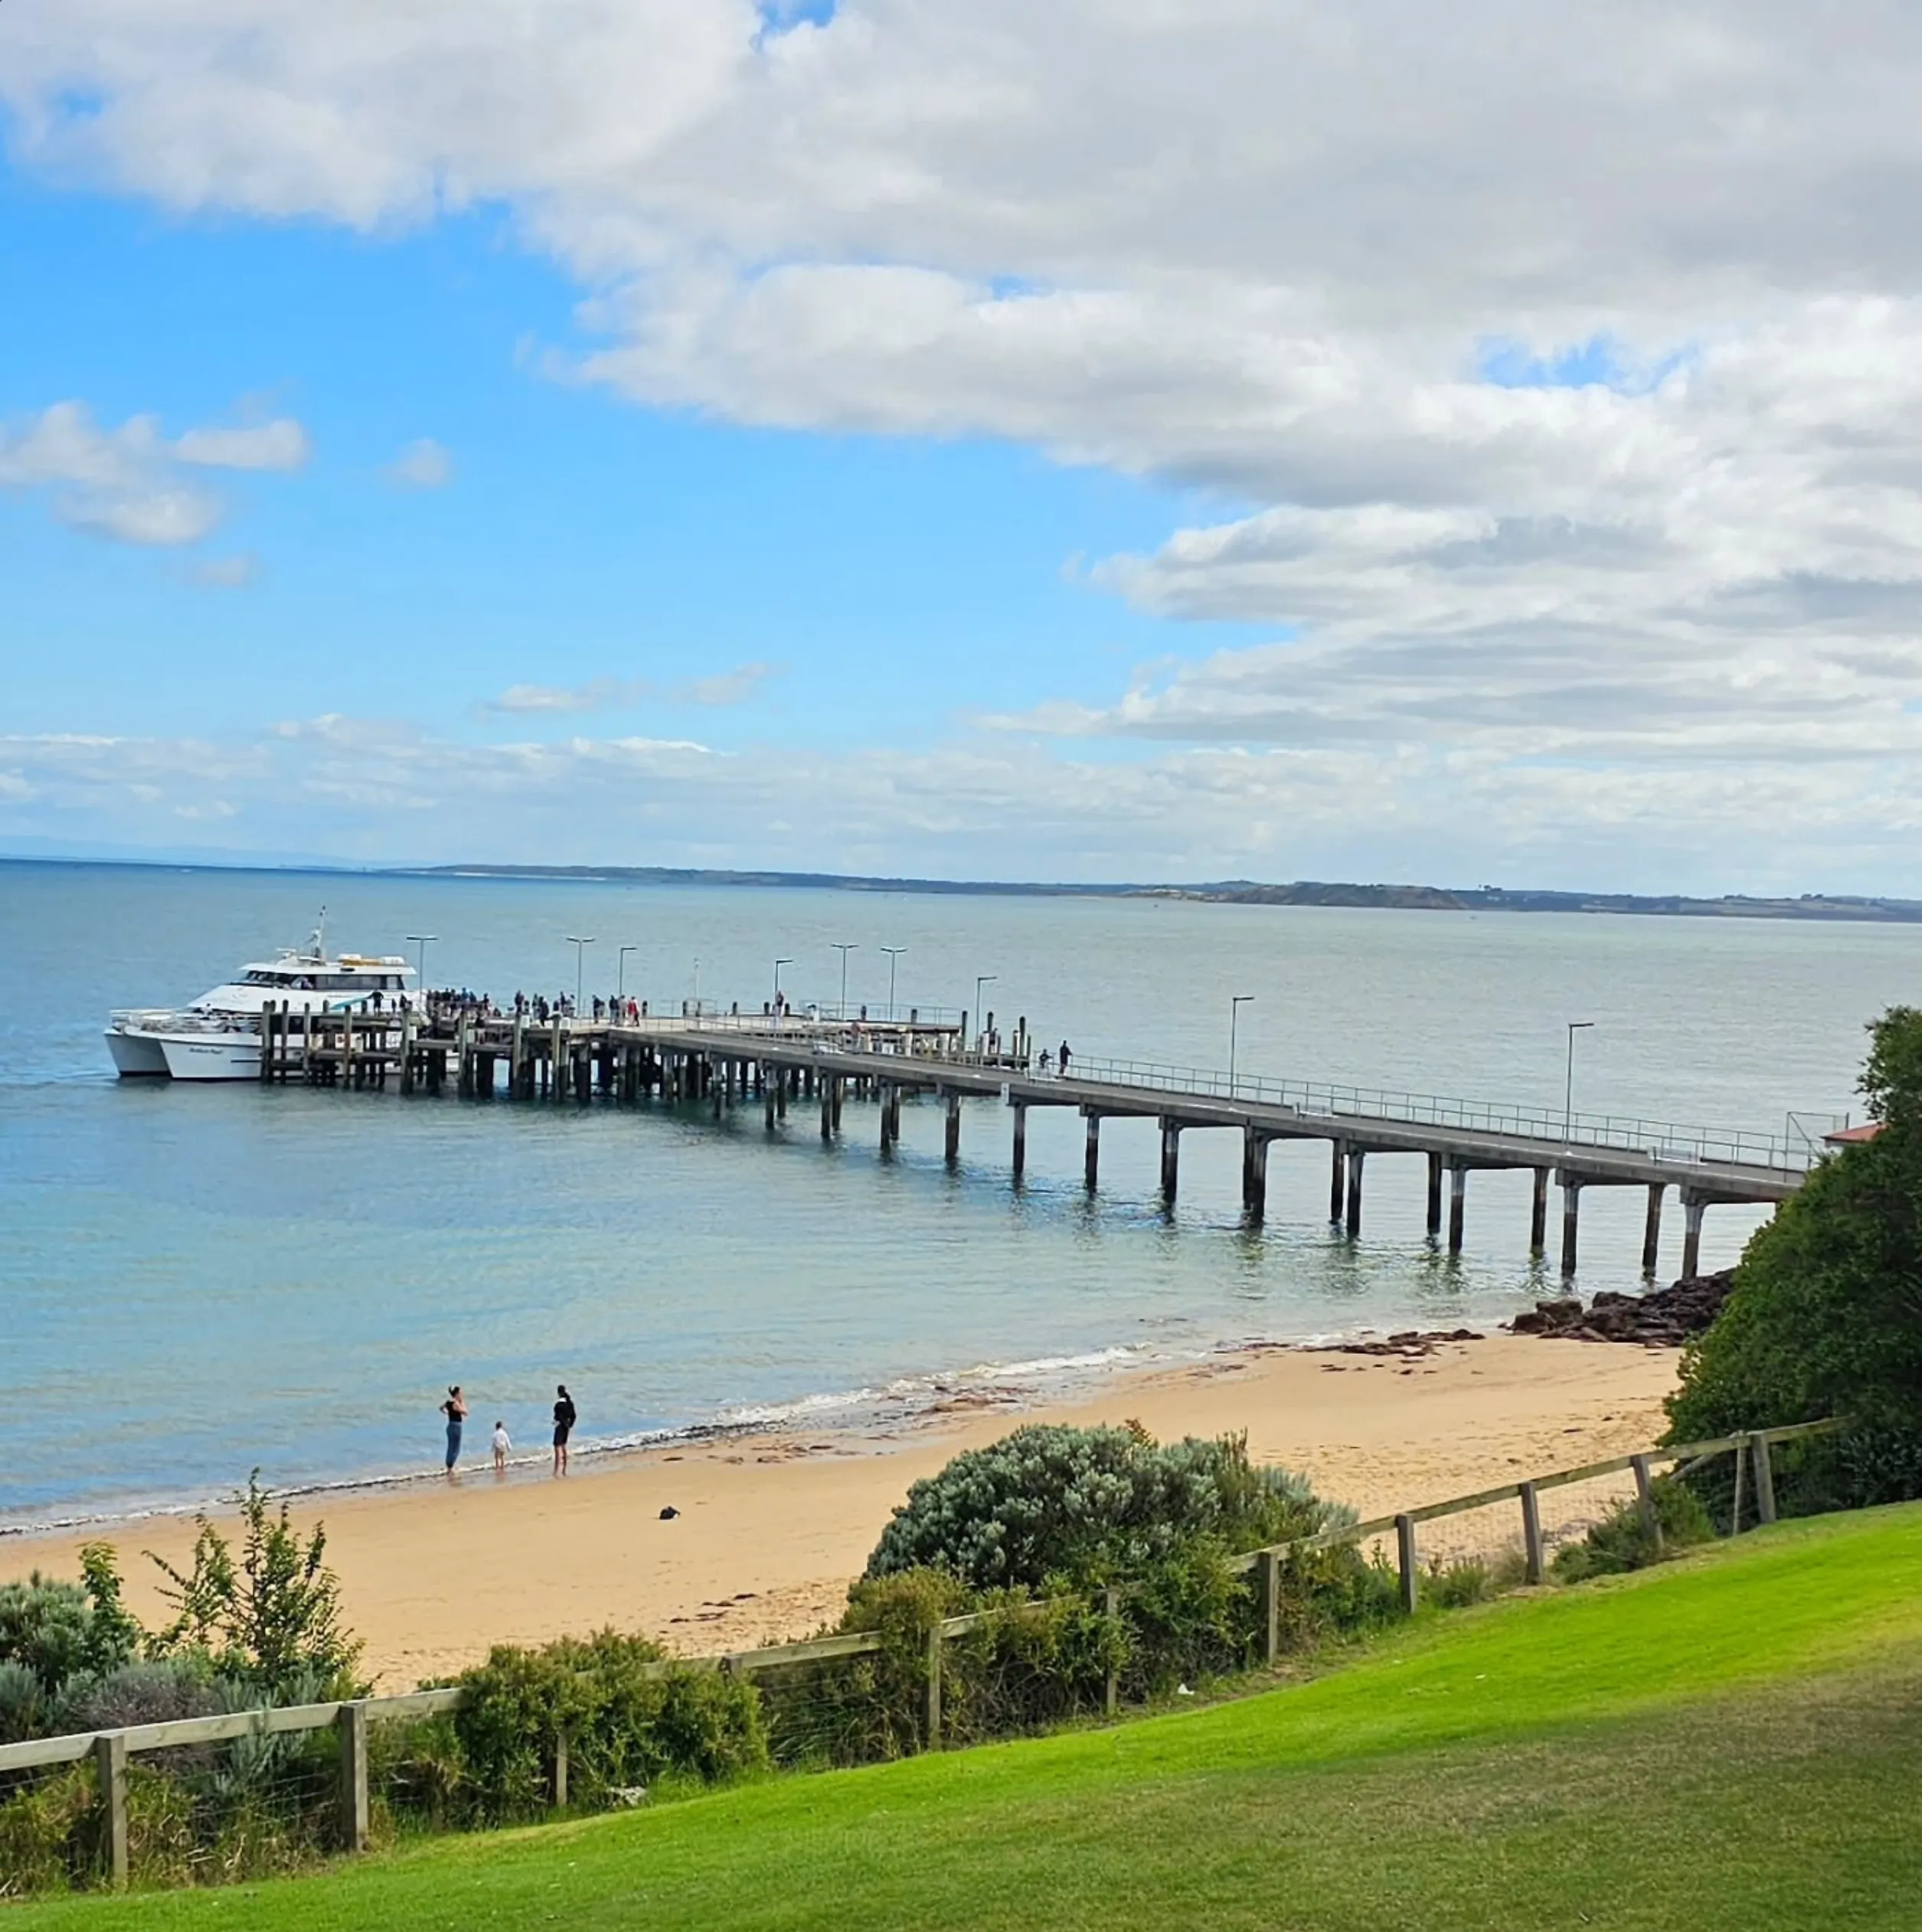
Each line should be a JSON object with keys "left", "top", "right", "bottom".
{"left": 11, "top": 7, "right": 1922, "bottom": 870}
{"left": 384, "top": 437, "right": 453, "bottom": 488}
{"left": 0, "top": 400, "right": 309, "bottom": 547}
{"left": 191, "top": 553, "right": 260, "bottom": 589}
{"left": 175, "top": 418, "right": 310, "bottom": 471}
{"left": 481, "top": 662, "right": 779, "bottom": 714}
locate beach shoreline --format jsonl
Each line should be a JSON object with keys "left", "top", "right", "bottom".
{"left": 0, "top": 1333, "right": 1680, "bottom": 1689}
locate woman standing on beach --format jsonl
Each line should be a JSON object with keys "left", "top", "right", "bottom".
{"left": 551, "top": 1383, "right": 577, "bottom": 1476}
{"left": 441, "top": 1385, "right": 468, "bottom": 1474}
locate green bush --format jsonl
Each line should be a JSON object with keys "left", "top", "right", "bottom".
{"left": 865, "top": 1424, "right": 1345, "bottom": 1593}
{"left": 1666, "top": 1007, "right": 1922, "bottom": 1508}
{"left": 440, "top": 1629, "right": 768, "bottom": 1824}
{"left": 0, "top": 1764, "right": 99, "bottom": 1898}
{"left": 1551, "top": 1478, "right": 1714, "bottom": 1582}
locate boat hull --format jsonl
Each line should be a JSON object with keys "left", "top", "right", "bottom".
{"left": 156, "top": 1032, "right": 262, "bottom": 1081}
{"left": 105, "top": 1030, "right": 171, "bottom": 1077}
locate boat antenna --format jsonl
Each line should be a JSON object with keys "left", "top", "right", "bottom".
{"left": 309, "top": 906, "right": 327, "bottom": 960}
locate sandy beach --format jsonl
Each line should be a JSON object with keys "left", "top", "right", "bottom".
{"left": 0, "top": 1335, "right": 1678, "bottom": 1688}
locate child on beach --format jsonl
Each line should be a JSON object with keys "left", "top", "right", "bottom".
{"left": 492, "top": 1420, "right": 512, "bottom": 1474}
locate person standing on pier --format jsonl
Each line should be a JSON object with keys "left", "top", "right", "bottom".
{"left": 440, "top": 1385, "right": 468, "bottom": 1475}
{"left": 1058, "top": 1040, "right": 1071, "bottom": 1077}
{"left": 552, "top": 1383, "right": 577, "bottom": 1476}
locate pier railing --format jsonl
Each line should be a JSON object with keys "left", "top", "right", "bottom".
{"left": 1057, "top": 1054, "right": 1833, "bottom": 1175}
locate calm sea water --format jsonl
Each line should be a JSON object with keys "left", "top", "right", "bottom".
{"left": 2, "top": 859, "right": 1914, "bottom": 1527}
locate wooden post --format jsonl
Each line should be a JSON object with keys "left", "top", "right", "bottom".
{"left": 1012, "top": 1102, "right": 1028, "bottom": 1182}
{"left": 1518, "top": 1482, "right": 1544, "bottom": 1584}
{"left": 1260, "top": 1551, "right": 1280, "bottom": 1665}
{"left": 1681, "top": 1195, "right": 1707, "bottom": 1280}
{"left": 1529, "top": 1167, "right": 1549, "bottom": 1254}
{"left": 831, "top": 1075, "right": 844, "bottom": 1131}
{"left": 1243, "top": 1127, "right": 1269, "bottom": 1221}
{"left": 944, "top": 1090, "right": 962, "bottom": 1165}
{"left": 1159, "top": 1118, "right": 1181, "bottom": 1204}
{"left": 1448, "top": 1162, "right": 1467, "bottom": 1255}
{"left": 93, "top": 1731, "right": 129, "bottom": 1889}
{"left": 1731, "top": 1434, "right": 1747, "bottom": 1535}
{"left": 1750, "top": 1432, "right": 1778, "bottom": 1525}
{"left": 1560, "top": 1176, "right": 1581, "bottom": 1277}
{"left": 553, "top": 1729, "right": 569, "bottom": 1810}
{"left": 335, "top": 1702, "right": 370, "bottom": 1853}
{"left": 924, "top": 1623, "right": 943, "bottom": 1751}
{"left": 258, "top": 1005, "right": 275, "bottom": 1084}
{"left": 1641, "top": 1182, "right": 1665, "bottom": 1277}
{"left": 400, "top": 1011, "right": 417, "bottom": 1095}
{"left": 1329, "top": 1140, "right": 1347, "bottom": 1225}
{"left": 776, "top": 1065, "right": 788, "bottom": 1119}
{"left": 1425, "top": 1152, "right": 1443, "bottom": 1238}
{"left": 1344, "top": 1147, "right": 1365, "bottom": 1237}
{"left": 879, "top": 1084, "right": 895, "bottom": 1152}
{"left": 821, "top": 1078, "right": 834, "bottom": 1141}
{"left": 1395, "top": 1514, "right": 1419, "bottom": 1615}
{"left": 1631, "top": 1453, "right": 1663, "bottom": 1554}
{"left": 1083, "top": 1110, "right": 1100, "bottom": 1191}
{"left": 765, "top": 1074, "right": 777, "bottom": 1130}
{"left": 1104, "top": 1585, "right": 1122, "bottom": 1716}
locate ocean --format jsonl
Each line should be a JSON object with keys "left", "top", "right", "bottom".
{"left": 1, "top": 858, "right": 1912, "bottom": 1529}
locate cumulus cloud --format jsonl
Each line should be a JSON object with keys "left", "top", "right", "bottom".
{"left": 0, "top": 401, "right": 309, "bottom": 547}
{"left": 11, "top": 6, "right": 1922, "bottom": 871}
{"left": 384, "top": 436, "right": 453, "bottom": 488}
{"left": 480, "top": 662, "right": 779, "bottom": 714}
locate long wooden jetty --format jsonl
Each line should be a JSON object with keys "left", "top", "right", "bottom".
{"left": 257, "top": 1003, "right": 1818, "bottom": 1278}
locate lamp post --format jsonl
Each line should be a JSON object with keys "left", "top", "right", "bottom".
{"left": 773, "top": 957, "right": 793, "bottom": 1022}
{"left": 881, "top": 946, "right": 906, "bottom": 1018}
{"left": 975, "top": 975, "right": 996, "bottom": 1052}
{"left": 1564, "top": 1021, "right": 1595, "bottom": 1146}
{"left": 832, "top": 942, "right": 858, "bottom": 1017}
{"left": 405, "top": 934, "right": 437, "bottom": 989}
{"left": 566, "top": 936, "right": 595, "bottom": 1015}
{"left": 1229, "top": 994, "right": 1254, "bottom": 1097}
{"left": 617, "top": 945, "right": 636, "bottom": 1001}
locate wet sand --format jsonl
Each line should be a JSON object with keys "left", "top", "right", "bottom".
{"left": 0, "top": 1335, "right": 1677, "bottom": 1688}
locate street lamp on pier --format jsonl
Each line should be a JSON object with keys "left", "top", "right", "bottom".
{"left": 881, "top": 946, "right": 906, "bottom": 1018}
{"left": 974, "top": 975, "right": 997, "bottom": 1054}
{"left": 832, "top": 942, "right": 858, "bottom": 1017}
{"left": 565, "top": 936, "right": 594, "bottom": 1015}
{"left": 1229, "top": 994, "right": 1254, "bottom": 1097}
{"left": 617, "top": 945, "right": 636, "bottom": 1001}
{"left": 773, "top": 957, "right": 793, "bottom": 1025}
{"left": 406, "top": 935, "right": 437, "bottom": 989}
{"left": 1564, "top": 1021, "right": 1595, "bottom": 1146}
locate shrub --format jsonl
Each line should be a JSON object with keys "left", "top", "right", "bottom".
{"left": 0, "top": 1764, "right": 96, "bottom": 1898}
{"left": 1666, "top": 1007, "right": 1922, "bottom": 1508}
{"left": 56, "top": 1658, "right": 224, "bottom": 1737}
{"left": 443, "top": 1629, "right": 768, "bottom": 1824}
{"left": 1551, "top": 1477, "right": 1714, "bottom": 1582}
{"left": 0, "top": 1660, "right": 50, "bottom": 1745}
{"left": 1427, "top": 1559, "right": 1492, "bottom": 1609}
{"left": 865, "top": 1425, "right": 1345, "bottom": 1593}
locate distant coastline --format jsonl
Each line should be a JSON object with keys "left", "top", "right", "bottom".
{"left": 411, "top": 863, "right": 1922, "bottom": 925}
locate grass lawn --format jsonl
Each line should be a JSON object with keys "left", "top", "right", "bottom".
{"left": 16, "top": 1503, "right": 1922, "bottom": 1930}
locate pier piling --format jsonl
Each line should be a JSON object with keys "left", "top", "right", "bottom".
{"left": 1329, "top": 1141, "right": 1347, "bottom": 1226}
{"left": 1447, "top": 1162, "right": 1467, "bottom": 1254}
{"left": 1560, "top": 1176, "right": 1583, "bottom": 1276}
{"left": 944, "top": 1090, "right": 962, "bottom": 1165}
{"left": 1529, "top": 1167, "right": 1549, "bottom": 1254}
{"left": 1012, "top": 1102, "right": 1028, "bottom": 1181}
{"left": 1344, "top": 1148, "right": 1365, "bottom": 1237}
{"left": 1159, "top": 1117, "right": 1182, "bottom": 1203}
{"left": 1642, "top": 1182, "right": 1665, "bottom": 1276}
{"left": 1083, "top": 1111, "right": 1100, "bottom": 1191}
{"left": 1425, "top": 1151, "right": 1443, "bottom": 1238}
{"left": 1243, "top": 1126, "right": 1269, "bottom": 1220}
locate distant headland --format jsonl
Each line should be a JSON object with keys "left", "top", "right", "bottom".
{"left": 414, "top": 865, "right": 1922, "bottom": 924}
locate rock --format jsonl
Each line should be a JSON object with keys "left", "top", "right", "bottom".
{"left": 1504, "top": 1270, "right": 1736, "bottom": 1346}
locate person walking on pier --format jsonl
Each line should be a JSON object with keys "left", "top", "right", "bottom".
{"left": 552, "top": 1383, "right": 577, "bottom": 1476}
{"left": 440, "top": 1385, "right": 468, "bottom": 1475}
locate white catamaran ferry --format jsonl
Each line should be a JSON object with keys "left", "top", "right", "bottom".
{"left": 106, "top": 914, "right": 417, "bottom": 1081}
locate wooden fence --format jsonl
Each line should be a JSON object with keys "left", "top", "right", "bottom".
{"left": 0, "top": 1417, "right": 1839, "bottom": 1890}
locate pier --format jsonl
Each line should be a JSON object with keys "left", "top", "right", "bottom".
{"left": 256, "top": 1004, "right": 1819, "bottom": 1279}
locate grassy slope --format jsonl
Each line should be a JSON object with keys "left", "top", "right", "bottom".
{"left": 20, "top": 1505, "right": 1922, "bottom": 1931}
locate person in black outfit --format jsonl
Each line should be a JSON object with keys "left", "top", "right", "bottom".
{"left": 551, "top": 1383, "right": 577, "bottom": 1476}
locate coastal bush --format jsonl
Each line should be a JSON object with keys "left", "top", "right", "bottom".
{"left": 1666, "top": 1007, "right": 1922, "bottom": 1510}
{"left": 428, "top": 1630, "right": 769, "bottom": 1825}
{"left": 1551, "top": 1478, "right": 1714, "bottom": 1582}
{"left": 864, "top": 1425, "right": 1345, "bottom": 1592}
{"left": 0, "top": 1549, "right": 136, "bottom": 1697}
{"left": 0, "top": 1764, "right": 96, "bottom": 1898}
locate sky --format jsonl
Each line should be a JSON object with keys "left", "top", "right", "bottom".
{"left": 5, "top": 2, "right": 1922, "bottom": 891}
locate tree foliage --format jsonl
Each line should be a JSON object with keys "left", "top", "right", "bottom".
{"left": 863, "top": 1424, "right": 1346, "bottom": 1592}
{"left": 1667, "top": 1005, "right": 1922, "bottom": 1503}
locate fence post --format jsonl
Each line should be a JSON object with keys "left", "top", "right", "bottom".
{"left": 1104, "top": 1586, "right": 1121, "bottom": 1718}
{"left": 335, "top": 1702, "right": 370, "bottom": 1853}
{"left": 1518, "top": 1483, "right": 1544, "bottom": 1584}
{"left": 1731, "top": 1436, "right": 1747, "bottom": 1535}
{"left": 93, "top": 1731, "right": 128, "bottom": 1890}
{"left": 924, "top": 1623, "right": 943, "bottom": 1751}
{"left": 1750, "top": 1431, "right": 1779, "bottom": 1525}
{"left": 553, "top": 1728, "right": 569, "bottom": 1810}
{"left": 1630, "top": 1453, "right": 1663, "bottom": 1555}
{"left": 1395, "top": 1514, "right": 1419, "bottom": 1615}
{"left": 1260, "top": 1551, "right": 1281, "bottom": 1665}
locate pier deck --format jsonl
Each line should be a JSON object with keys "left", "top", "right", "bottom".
{"left": 256, "top": 1005, "right": 1819, "bottom": 1279}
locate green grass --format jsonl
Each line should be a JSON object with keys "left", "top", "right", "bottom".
{"left": 18, "top": 1504, "right": 1922, "bottom": 1930}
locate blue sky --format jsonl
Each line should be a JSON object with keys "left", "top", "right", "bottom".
{"left": 4, "top": 5, "right": 1922, "bottom": 891}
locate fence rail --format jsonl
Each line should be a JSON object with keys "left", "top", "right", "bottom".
{"left": 0, "top": 1417, "right": 1841, "bottom": 1889}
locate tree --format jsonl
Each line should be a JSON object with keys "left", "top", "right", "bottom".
{"left": 1666, "top": 1006, "right": 1922, "bottom": 1503}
